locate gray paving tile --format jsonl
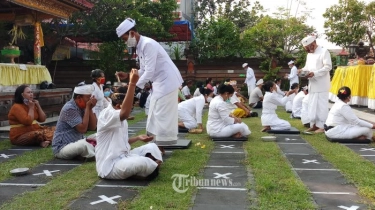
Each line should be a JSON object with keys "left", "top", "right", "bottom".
{"left": 202, "top": 167, "right": 247, "bottom": 189}
{"left": 192, "top": 204, "right": 248, "bottom": 210}
{"left": 287, "top": 154, "right": 335, "bottom": 169}
{"left": 278, "top": 142, "right": 317, "bottom": 155}
{"left": 206, "top": 153, "right": 245, "bottom": 167}
{"left": 0, "top": 185, "right": 40, "bottom": 206}
{"left": 193, "top": 189, "right": 249, "bottom": 206}
{"left": 313, "top": 194, "right": 367, "bottom": 210}
{"left": 69, "top": 187, "right": 137, "bottom": 210}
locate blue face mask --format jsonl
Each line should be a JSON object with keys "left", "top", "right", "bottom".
{"left": 104, "top": 91, "right": 111, "bottom": 97}
{"left": 226, "top": 98, "right": 231, "bottom": 103}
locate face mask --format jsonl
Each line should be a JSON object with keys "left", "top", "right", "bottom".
{"left": 77, "top": 99, "right": 86, "bottom": 109}
{"left": 127, "top": 34, "right": 137, "bottom": 48}
{"left": 99, "top": 78, "right": 105, "bottom": 85}
{"left": 207, "top": 97, "right": 213, "bottom": 103}
{"left": 104, "top": 91, "right": 111, "bottom": 97}
{"left": 226, "top": 98, "right": 231, "bottom": 103}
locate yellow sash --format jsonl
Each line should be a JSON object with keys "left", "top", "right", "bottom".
{"left": 10, "top": 120, "right": 39, "bottom": 128}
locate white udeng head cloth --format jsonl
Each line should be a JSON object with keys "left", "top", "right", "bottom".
{"left": 288, "top": 60, "right": 294, "bottom": 65}
{"left": 301, "top": 35, "right": 316, "bottom": 46}
{"left": 116, "top": 18, "right": 136, "bottom": 37}
{"left": 256, "top": 79, "right": 264, "bottom": 86}
{"left": 242, "top": 63, "right": 248, "bottom": 68}
{"left": 74, "top": 85, "right": 94, "bottom": 95}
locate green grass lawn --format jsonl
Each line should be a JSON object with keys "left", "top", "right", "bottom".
{"left": 1, "top": 107, "right": 375, "bottom": 209}
{"left": 0, "top": 109, "right": 148, "bottom": 210}
{"left": 276, "top": 110, "right": 375, "bottom": 206}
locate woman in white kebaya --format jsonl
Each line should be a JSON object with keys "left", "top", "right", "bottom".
{"left": 285, "top": 83, "right": 299, "bottom": 112}
{"left": 261, "top": 81, "right": 298, "bottom": 132}
{"left": 207, "top": 84, "right": 251, "bottom": 138}
{"left": 325, "top": 86, "right": 375, "bottom": 141}
{"left": 178, "top": 87, "right": 213, "bottom": 132}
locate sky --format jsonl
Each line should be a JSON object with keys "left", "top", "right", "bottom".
{"left": 258, "top": 0, "right": 373, "bottom": 49}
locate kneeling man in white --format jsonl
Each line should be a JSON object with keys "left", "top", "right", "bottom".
{"left": 96, "top": 69, "right": 162, "bottom": 180}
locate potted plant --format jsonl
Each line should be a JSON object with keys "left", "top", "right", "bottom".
{"left": 1, "top": 25, "right": 26, "bottom": 63}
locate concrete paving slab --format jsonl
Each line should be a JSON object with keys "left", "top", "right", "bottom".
{"left": 193, "top": 189, "right": 249, "bottom": 206}
{"left": 192, "top": 204, "right": 248, "bottom": 210}
{"left": 206, "top": 153, "right": 245, "bottom": 167}
{"left": 312, "top": 193, "right": 367, "bottom": 210}
{"left": 296, "top": 170, "right": 359, "bottom": 194}
{"left": 69, "top": 186, "right": 138, "bottom": 210}
{"left": 202, "top": 167, "right": 247, "bottom": 189}
{"left": 287, "top": 154, "right": 335, "bottom": 169}
{"left": 0, "top": 185, "right": 40, "bottom": 206}
{"left": 2, "top": 164, "right": 79, "bottom": 184}
{"left": 278, "top": 143, "right": 317, "bottom": 155}
{"left": 97, "top": 178, "right": 148, "bottom": 187}
{"left": 213, "top": 142, "right": 244, "bottom": 153}
{"left": 211, "top": 136, "right": 248, "bottom": 141}
{"left": 0, "top": 149, "right": 28, "bottom": 163}
{"left": 345, "top": 145, "right": 375, "bottom": 155}
{"left": 275, "top": 135, "right": 306, "bottom": 143}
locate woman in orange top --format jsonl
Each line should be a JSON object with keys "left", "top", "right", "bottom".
{"left": 8, "top": 85, "right": 55, "bottom": 147}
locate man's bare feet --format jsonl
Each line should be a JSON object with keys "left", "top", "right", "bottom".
{"left": 261, "top": 126, "right": 271, "bottom": 132}
{"left": 314, "top": 128, "right": 325, "bottom": 133}
{"left": 155, "top": 160, "right": 162, "bottom": 168}
{"left": 158, "top": 146, "right": 165, "bottom": 156}
{"left": 40, "top": 141, "right": 50, "bottom": 148}
{"left": 306, "top": 127, "right": 318, "bottom": 132}
{"left": 356, "top": 135, "right": 367, "bottom": 140}
{"left": 232, "top": 132, "right": 242, "bottom": 138}
{"left": 127, "top": 116, "right": 135, "bottom": 120}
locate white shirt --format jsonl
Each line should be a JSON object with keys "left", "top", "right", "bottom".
{"left": 207, "top": 95, "right": 234, "bottom": 135}
{"left": 96, "top": 106, "right": 131, "bottom": 177}
{"left": 213, "top": 86, "right": 218, "bottom": 96}
{"left": 292, "top": 91, "right": 306, "bottom": 117}
{"left": 181, "top": 85, "right": 191, "bottom": 97}
{"left": 249, "top": 87, "right": 263, "bottom": 104}
{"left": 227, "top": 92, "right": 240, "bottom": 111}
{"left": 262, "top": 92, "right": 288, "bottom": 114}
{"left": 136, "top": 92, "right": 141, "bottom": 99}
{"left": 301, "top": 94, "right": 310, "bottom": 124}
{"left": 325, "top": 99, "right": 372, "bottom": 128}
{"left": 178, "top": 95, "right": 205, "bottom": 124}
{"left": 136, "top": 36, "right": 184, "bottom": 99}
{"left": 276, "top": 84, "right": 285, "bottom": 97}
{"left": 193, "top": 88, "right": 201, "bottom": 97}
{"left": 245, "top": 67, "right": 256, "bottom": 87}
{"left": 145, "top": 91, "right": 152, "bottom": 115}
{"left": 288, "top": 65, "right": 299, "bottom": 86}
{"left": 302, "top": 45, "right": 332, "bottom": 93}
{"left": 92, "top": 82, "right": 104, "bottom": 116}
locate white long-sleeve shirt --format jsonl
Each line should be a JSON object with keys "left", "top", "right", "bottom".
{"left": 92, "top": 82, "right": 104, "bottom": 117}
{"left": 276, "top": 84, "right": 285, "bottom": 97}
{"left": 181, "top": 85, "right": 191, "bottom": 97}
{"left": 325, "top": 99, "right": 373, "bottom": 128}
{"left": 245, "top": 67, "right": 256, "bottom": 87}
{"left": 178, "top": 95, "right": 205, "bottom": 124}
{"left": 262, "top": 92, "right": 288, "bottom": 114}
{"left": 302, "top": 45, "right": 332, "bottom": 93}
{"left": 288, "top": 66, "right": 299, "bottom": 87}
{"left": 136, "top": 36, "right": 183, "bottom": 99}
{"left": 292, "top": 91, "right": 306, "bottom": 117}
{"left": 207, "top": 95, "right": 235, "bottom": 135}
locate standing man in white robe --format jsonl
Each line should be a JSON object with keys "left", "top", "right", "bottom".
{"left": 96, "top": 69, "right": 162, "bottom": 180}
{"left": 243, "top": 63, "right": 256, "bottom": 100}
{"left": 115, "top": 18, "right": 183, "bottom": 153}
{"left": 285, "top": 61, "right": 299, "bottom": 88}
{"left": 300, "top": 35, "right": 332, "bottom": 133}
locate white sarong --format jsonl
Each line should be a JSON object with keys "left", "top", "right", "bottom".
{"left": 325, "top": 125, "right": 373, "bottom": 140}
{"left": 147, "top": 89, "right": 178, "bottom": 145}
{"left": 308, "top": 92, "right": 329, "bottom": 129}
